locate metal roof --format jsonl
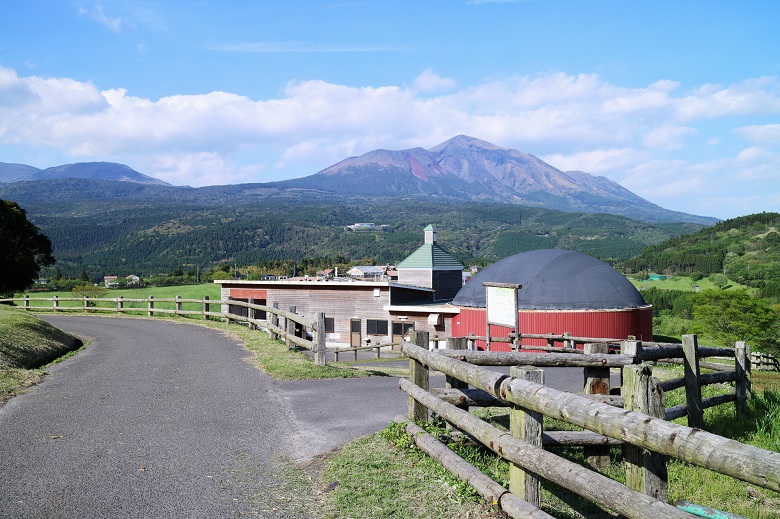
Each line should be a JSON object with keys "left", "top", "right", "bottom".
{"left": 396, "top": 243, "right": 465, "bottom": 270}
{"left": 452, "top": 249, "right": 648, "bottom": 310}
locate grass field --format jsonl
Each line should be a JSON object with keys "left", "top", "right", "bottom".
{"left": 628, "top": 274, "right": 754, "bottom": 293}
{"left": 16, "top": 284, "right": 222, "bottom": 313}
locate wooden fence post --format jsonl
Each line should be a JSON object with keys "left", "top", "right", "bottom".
{"left": 147, "top": 295, "right": 154, "bottom": 317}
{"left": 682, "top": 334, "right": 704, "bottom": 429}
{"left": 620, "top": 339, "right": 644, "bottom": 395}
{"left": 623, "top": 364, "right": 668, "bottom": 502}
{"left": 583, "top": 342, "right": 611, "bottom": 469}
{"left": 53, "top": 295, "right": 59, "bottom": 311}
{"left": 445, "top": 337, "right": 469, "bottom": 430}
{"left": 270, "top": 302, "right": 279, "bottom": 340}
{"left": 202, "top": 295, "right": 209, "bottom": 320}
{"left": 408, "top": 330, "right": 430, "bottom": 422}
{"left": 735, "top": 341, "right": 751, "bottom": 416}
{"left": 286, "top": 306, "right": 297, "bottom": 350}
{"left": 23, "top": 295, "right": 29, "bottom": 309}
{"left": 175, "top": 295, "right": 182, "bottom": 316}
{"left": 117, "top": 296, "right": 123, "bottom": 313}
{"left": 83, "top": 296, "right": 89, "bottom": 311}
{"left": 315, "top": 312, "right": 327, "bottom": 367}
{"left": 563, "top": 332, "right": 572, "bottom": 349}
{"left": 509, "top": 365, "right": 544, "bottom": 508}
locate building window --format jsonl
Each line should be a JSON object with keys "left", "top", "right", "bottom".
{"left": 325, "top": 317, "right": 335, "bottom": 333}
{"left": 366, "top": 319, "right": 388, "bottom": 335}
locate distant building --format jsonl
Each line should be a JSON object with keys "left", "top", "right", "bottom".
{"left": 103, "top": 275, "right": 118, "bottom": 288}
{"left": 347, "top": 266, "right": 384, "bottom": 280}
{"left": 217, "top": 225, "right": 461, "bottom": 348}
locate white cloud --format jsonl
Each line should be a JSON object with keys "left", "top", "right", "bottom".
{"left": 642, "top": 125, "right": 698, "bottom": 150}
{"left": 77, "top": 3, "right": 124, "bottom": 33}
{"left": 413, "top": 69, "right": 456, "bottom": 93}
{"left": 1, "top": 64, "right": 780, "bottom": 218}
{"left": 734, "top": 123, "right": 780, "bottom": 145}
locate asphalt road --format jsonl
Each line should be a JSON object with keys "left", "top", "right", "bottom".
{"left": 0, "top": 316, "right": 594, "bottom": 518}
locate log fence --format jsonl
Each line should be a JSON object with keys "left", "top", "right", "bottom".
{"left": 4, "top": 295, "right": 329, "bottom": 367}
{"left": 400, "top": 330, "right": 773, "bottom": 518}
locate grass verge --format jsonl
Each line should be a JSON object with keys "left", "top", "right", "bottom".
{"left": 190, "top": 318, "right": 407, "bottom": 380}
{"left": 316, "top": 368, "right": 780, "bottom": 519}
{"left": 0, "top": 304, "right": 83, "bottom": 406}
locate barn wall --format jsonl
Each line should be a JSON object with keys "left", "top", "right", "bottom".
{"left": 452, "top": 307, "right": 653, "bottom": 351}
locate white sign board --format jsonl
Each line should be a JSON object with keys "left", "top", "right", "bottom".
{"left": 485, "top": 285, "right": 517, "bottom": 327}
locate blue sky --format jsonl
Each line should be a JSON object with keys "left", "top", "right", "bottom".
{"left": 1, "top": 1, "right": 779, "bottom": 220}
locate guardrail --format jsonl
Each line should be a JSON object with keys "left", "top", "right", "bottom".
{"left": 399, "top": 331, "right": 768, "bottom": 518}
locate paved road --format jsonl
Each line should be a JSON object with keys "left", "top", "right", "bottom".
{"left": 0, "top": 316, "right": 594, "bottom": 518}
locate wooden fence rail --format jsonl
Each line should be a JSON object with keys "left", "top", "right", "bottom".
{"left": 2, "top": 295, "right": 329, "bottom": 367}
{"left": 401, "top": 331, "right": 775, "bottom": 518}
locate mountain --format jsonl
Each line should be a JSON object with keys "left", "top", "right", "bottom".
{"left": 0, "top": 161, "right": 170, "bottom": 186}
{"left": 273, "top": 135, "right": 716, "bottom": 225}
{"left": 0, "top": 162, "right": 42, "bottom": 183}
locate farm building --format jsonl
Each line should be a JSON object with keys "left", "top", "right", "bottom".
{"left": 450, "top": 249, "right": 653, "bottom": 351}
{"left": 217, "top": 225, "right": 462, "bottom": 348}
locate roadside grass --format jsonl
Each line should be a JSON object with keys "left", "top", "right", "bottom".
{"left": 319, "top": 368, "right": 780, "bottom": 519}
{"left": 0, "top": 304, "right": 83, "bottom": 406}
{"left": 190, "top": 318, "right": 406, "bottom": 380}
{"left": 316, "top": 428, "right": 505, "bottom": 519}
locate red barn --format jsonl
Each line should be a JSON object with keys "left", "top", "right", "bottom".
{"left": 450, "top": 249, "right": 652, "bottom": 350}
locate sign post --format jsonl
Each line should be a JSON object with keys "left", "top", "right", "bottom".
{"left": 483, "top": 282, "right": 521, "bottom": 351}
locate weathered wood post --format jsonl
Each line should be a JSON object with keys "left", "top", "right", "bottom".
{"left": 175, "top": 295, "right": 183, "bottom": 316}
{"left": 147, "top": 295, "right": 154, "bottom": 317}
{"left": 202, "top": 296, "right": 209, "bottom": 320}
{"left": 408, "top": 330, "right": 430, "bottom": 422}
{"left": 53, "top": 295, "right": 59, "bottom": 311}
{"left": 315, "top": 312, "right": 327, "bottom": 367}
{"left": 623, "top": 363, "right": 668, "bottom": 502}
{"left": 735, "top": 341, "right": 751, "bottom": 416}
{"left": 117, "top": 296, "right": 123, "bottom": 313}
{"left": 23, "top": 295, "right": 29, "bottom": 309}
{"left": 682, "top": 334, "right": 704, "bottom": 429}
{"left": 583, "top": 342, "right": 611, "bottom": 469}
{"left": 509, "top": 366, "right": 544, "bottom": 507}
{"left": 286, "top": 305, "right": 297, "bottom": 350}
{"left": 445, "top": 337, "right": 469, "bottom": 430}
{"left": 270, "top": 302, "right": 279, "bottom": 340}
{"left": 83, "top": 295, "right": 89, "bottom": 311}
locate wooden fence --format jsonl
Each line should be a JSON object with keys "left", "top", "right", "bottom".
{"left": 3, "top": 295, "right": 329, "bottom": 366}
{"left": 752, "top": 351, "right": 780, "bottom": 371}
{"left": 401, "top": 330, "right": 774, "bottom": 519}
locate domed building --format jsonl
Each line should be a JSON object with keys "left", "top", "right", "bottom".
{"left": 451, "top": 249, "right": 652, "bottom": 350}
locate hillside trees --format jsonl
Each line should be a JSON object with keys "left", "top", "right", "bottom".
{"left": 691, "top": 290, "right": 780, "bottom": 355}
{"left": 0, "top": 200, "right": 55, "bottom": 296}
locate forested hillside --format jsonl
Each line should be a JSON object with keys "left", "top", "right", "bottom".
{"left": 621, "top": 212, "right": 780, "bottom": 299}
{"left": 15, "top": 196, "right": 699, "bottom": 282}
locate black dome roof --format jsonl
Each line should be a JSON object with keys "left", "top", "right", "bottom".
{"left": 453, "top": 249, "right": 647, "bottom": 310}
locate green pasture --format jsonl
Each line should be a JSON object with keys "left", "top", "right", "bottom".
{"left": 19, "top": 283, "right": 222, "bottom": 313}
{"left": 628, "top": 275, "right": 754, "bottom": 293}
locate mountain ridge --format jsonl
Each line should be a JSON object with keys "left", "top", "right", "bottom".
{"left": 274, "top": 135, "right": 716, "bottom": 225}
{"left": 1, "top": 136, "right": 717, "bottom": 225}
{"left": 0, "top": 161, "right": 170, "bottom": 186}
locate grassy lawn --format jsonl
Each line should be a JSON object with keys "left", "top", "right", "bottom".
{"left": 628, "top": 274, "right": 754, "bottom": 293}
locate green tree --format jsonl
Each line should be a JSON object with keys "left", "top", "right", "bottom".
{"left": 0, "top": 200, "right": 55, "bottom": 296}
{"left": 708, "top": 273, "right": 729, "bottom": 290}
{"left": 692, "top": 290, "right": 780, "bottom": 355}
